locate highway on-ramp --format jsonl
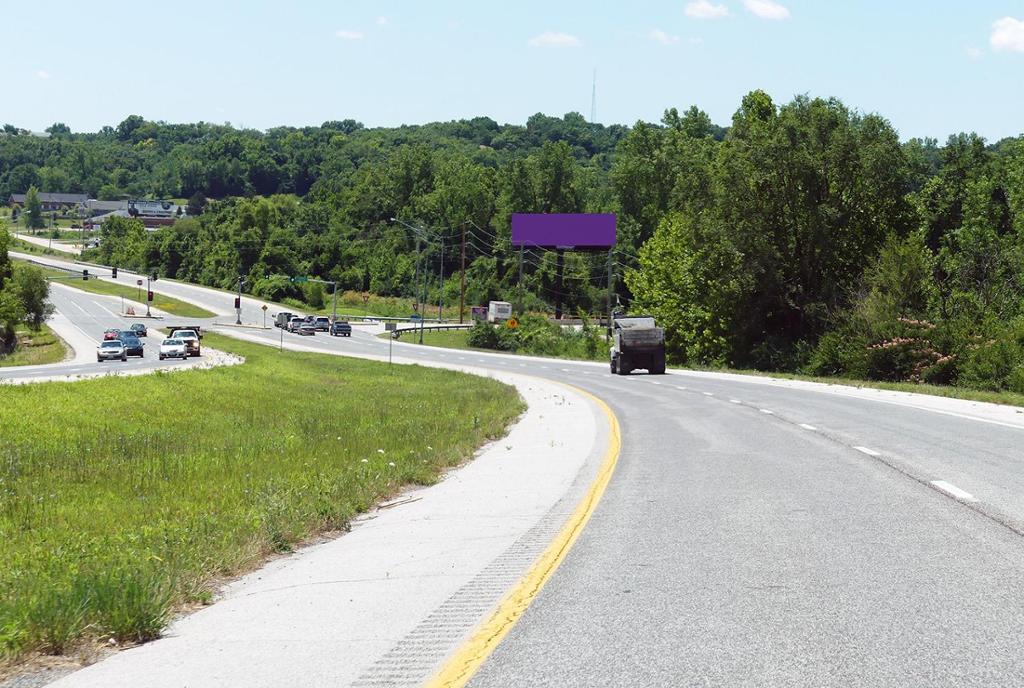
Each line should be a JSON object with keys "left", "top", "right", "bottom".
{"left": 10, "top": 260, "right": 1024, "bottom": 686}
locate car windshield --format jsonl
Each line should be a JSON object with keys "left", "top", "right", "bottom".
{"left": 101, "top": 341, "right": 121, "bottom": 348}
{"left": 163, "top": 339, "right": 183, "bottom": 345}
{"left": 175, "top": 331, "right": 196, "bottom": 338}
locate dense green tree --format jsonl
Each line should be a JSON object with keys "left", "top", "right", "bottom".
{"left": 22, "top": 186, "right": 44, "bottom": 230}
{"left": 10, "top": 264, "right": 53, "bottom": 329}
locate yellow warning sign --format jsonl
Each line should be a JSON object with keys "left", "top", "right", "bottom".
{"left": 506, "top": 318, "right": 519, "bottom": 330}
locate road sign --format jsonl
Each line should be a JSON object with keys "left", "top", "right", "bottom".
{"left": 506, "top": 318, "right": 519, "bottom": 330}
{"left": 261, "top": 304, "right": 268, "bottom": 311}
{"left": 136, "top": 279, "right": 143, "bottom": 286}
{"left": 385, "top": 322, "right": 397, "bottom": 331}
{"left": 290, "top": 276, "right": 308, "bottom": 283}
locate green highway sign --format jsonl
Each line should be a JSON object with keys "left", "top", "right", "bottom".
{"left": 290, "top": 276, "right": 308, "bottom": 283}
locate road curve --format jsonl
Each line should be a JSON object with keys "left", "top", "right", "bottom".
{"left": 10, "top": 264, "right": 1024, "bottom": 686}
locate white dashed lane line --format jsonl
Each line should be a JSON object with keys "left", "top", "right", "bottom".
{"left": 931, "top": 480, "right": 978, "bottom": 502}
{"left": 729, "top": 399, "right": 741, "bottom": 404}
{"left": 702, "top": 392, "right": 714, "bottom": 397}
{"left": 854, "top": 446, "right": 881, "bottom": 456}
{"left": 799, "top": 423, "right": 817, "bottom": 431}
{"left": 760, "top": 409, "right": 774, "bottom": 415}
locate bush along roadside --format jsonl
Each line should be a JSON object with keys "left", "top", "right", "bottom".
{"left": 466, "top": 314, "right": 607, "bottom": 361}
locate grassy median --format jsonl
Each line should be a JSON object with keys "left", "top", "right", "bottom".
{"left": 0, "top": 333, "right": 523, "bottom": 665}
{"left": 27, "top": 263, "right": 215, "bottom": 319}
{"left": 0, "top": 325, "right": 68, "bottom": 368}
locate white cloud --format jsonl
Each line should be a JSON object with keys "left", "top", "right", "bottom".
{"left": 650, "top": 29, "right": 681, "bottom": 45}
{"left": 744, "top": 0, "right": 790, "bottom": 20}
{"left": 376, "top": 16, "right": 388, "bottom": 26}
{"left": 991, "top": 17, "right": 1024, "bottom": 53}
{"left": 527, "top": 32, "right": 582, "bottom": 48}
{"left": 966, "top": 46, "right": 983, "bottom": 60}
{"left": 685, "top": 0, "right": 729, "bottom": 19}
{"left": 689, "top": 36, "right": 705, "bottom": 46}
{"left": 335, "top": 30, "right": 364, "bottom": 40}
{"left": 36, "top": 69, "right": 50, "bottom": 80}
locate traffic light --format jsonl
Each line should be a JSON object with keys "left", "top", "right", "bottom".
{"left": 147, "top": 290, "right": 154, "bottom": 302}
{"left": 111, "top": 266, "right": 118, "bottom": 279}
{"left": 151, "top": 272, "right": 158, "bottom": 282}
{"left": 234, "top": 297, "right": 241, "bottom": 309}
{"left": 82, "top": 269, "right": 89, "bottom": 281}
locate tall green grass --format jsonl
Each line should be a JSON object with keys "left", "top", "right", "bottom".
{"left": 0, "top": 333, "right": 523, "bottom": 663}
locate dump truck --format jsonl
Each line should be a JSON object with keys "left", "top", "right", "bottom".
{"left": 610, "top": 315, "right": 666, "bottom": 375}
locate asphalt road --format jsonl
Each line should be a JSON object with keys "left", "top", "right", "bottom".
{"left": 0, "top": 287, "right": 202, "bottom": 382}
{"left": 10, "top": 262, "right": 1024, "bottom": 685}
{"left": 236, "top": 326, "right": 1024, "bottom": 686}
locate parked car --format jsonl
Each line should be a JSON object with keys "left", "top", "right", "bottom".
{"left": 97, "top": 340, "right": 127, "bottom": 362}
{"left": 274, "top": 312, "right": 294, "bottom": 328}
{"left": 330, "top": 320, "right": 352, "bottom": 337}
{"left": 103, "top": 328, "right": 121, "bottom": 341}
{"left": 313, "top": 316, "right": 331, "bottom": 331}
{"left": 287, "top": 316, "right": 303, "bottom": 332}
{"left": 128, "top": 323, "right": 148, "bottom": 337}
{"left": 168, "top": 329, "right": 201, "bottom": 357}
{"left": 297, "top": 322, "right": 316, "bottom": 336}
{"left": 119, "top": 334, "right": 145, "bottom": 357}
{"left": 158, "top": 338, "right": 188, "bottom": 360}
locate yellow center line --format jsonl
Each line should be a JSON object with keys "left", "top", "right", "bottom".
{"left": 424, "top": 384, "right": 622, "bottom": 688}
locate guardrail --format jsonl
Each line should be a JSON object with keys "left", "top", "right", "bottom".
{"left": 391, "top": 324, "right": 474, "bottom": 339}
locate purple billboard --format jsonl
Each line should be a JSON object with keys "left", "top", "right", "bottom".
{"left": 511, "top": 213, "right": 616, "bottom": 250}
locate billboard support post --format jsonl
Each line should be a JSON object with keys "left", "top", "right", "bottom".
{"left": 555, "top": 249, "right": 565, "bottom": 320}
{"left": 606, "top": 249, "right": 613, "bottom": 341}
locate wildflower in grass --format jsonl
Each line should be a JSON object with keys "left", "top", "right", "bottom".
{"left": 388, "top": 462, "right": 395, "bottom": 467}
{"left": 361, "top": 458, "right": 368, "bottom": 463}
{"left": 377, "top": 449, "right": 385, "bottom": 454}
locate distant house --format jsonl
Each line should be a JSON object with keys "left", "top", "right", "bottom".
{"left": 7, "top": 192, "right": 87, "bottom": 212}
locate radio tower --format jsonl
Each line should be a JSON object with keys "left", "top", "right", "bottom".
{"left": 590, "top": 69, "right": 597, "bottom": 124}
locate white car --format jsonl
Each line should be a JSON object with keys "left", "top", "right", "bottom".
{"left": 159, "top": 338, "right": 188, "bottom": 360}
{"left": 97, "top": 340, "right": 127, "bottom": 362}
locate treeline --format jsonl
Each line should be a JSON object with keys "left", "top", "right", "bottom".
{"left": 30, "top": 93, "right": 1024, "bottom": 392}
{"left": 0, "top": 113, "right": 630, "bottom": 201}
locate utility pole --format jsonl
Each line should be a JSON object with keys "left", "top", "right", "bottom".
{"left": 420, "top": 246, "right": 428, "bottom": 344}
{"left": 146, "top": 276, "right": 152, "bottom": 317}
{"left": 438, "top": 235, "right": 444, "bottom": 322}
{"left": 459, "top": 224, "right": 466, "bottom": 324}
{"left": 413, "top": 235, "right": 421, "bottom": 317}
{"left": 332, "top": 282, "right": 338, "bottom": 323}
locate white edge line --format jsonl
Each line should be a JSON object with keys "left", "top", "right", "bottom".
{"left": 930, "top": 480, "right": 978, "bottom": 502}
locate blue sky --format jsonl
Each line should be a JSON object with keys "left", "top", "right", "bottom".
{"left": 6, "top": 1, "right": 1024, "bottom": 141}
